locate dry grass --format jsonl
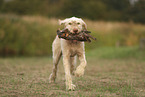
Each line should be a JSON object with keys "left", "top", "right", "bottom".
{"left": 0, "top": 55, "right": 145, "bottom": 97}
{"left": 85, "top": 19, "right": 145, "bottom": 33}
{"left": 22, "top": 15, "right": 58, "bottom": 26}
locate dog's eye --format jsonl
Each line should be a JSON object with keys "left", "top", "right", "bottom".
{"left": 69, "top": 23, "right": 72, "bottom": 25}
{"left": 77, "top": 22, "right": 80, "bottom": 25}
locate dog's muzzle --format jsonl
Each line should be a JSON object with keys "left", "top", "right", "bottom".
{"left": 73, "top": 28, "right": 78, "bottom": 34}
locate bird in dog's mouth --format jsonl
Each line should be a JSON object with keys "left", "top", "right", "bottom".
{"left": 57, "top": 28, "right": 96, "bottom": 43}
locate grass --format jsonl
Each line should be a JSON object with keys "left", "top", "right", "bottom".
{"left": 0, "top": 47, "right": 145, "bottom": 97}
{"left": 86, "top": 46, "right": 145, "bottom": 60}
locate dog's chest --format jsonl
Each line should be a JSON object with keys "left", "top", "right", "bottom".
{"left": 70, "top": 49, "right": 77, "bottom": 57}
{"left": 62, "top": 40, "right": 84, "bottom": 57}
{"left": 69, "top": 43, "right": 80, "bottom": 57}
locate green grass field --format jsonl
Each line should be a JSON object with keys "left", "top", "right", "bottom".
{"left": 0, "top": 47, "right": 145, "bottom": 97}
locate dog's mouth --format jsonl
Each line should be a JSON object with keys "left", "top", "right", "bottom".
{"left": 72, "top": 28, "right": 79, "bottom": 34}
{"left": 68, "top": 30, "right": 78, "bottom": 42}
{"left": 64, "top": 29, "right": 81, "bottom": 35}
{"left": 67, "top": 28, "right": 80, "bottom": 35}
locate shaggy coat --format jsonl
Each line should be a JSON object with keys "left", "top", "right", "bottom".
{"left": 49, "top": 17, "right": 87, "bottom": 90}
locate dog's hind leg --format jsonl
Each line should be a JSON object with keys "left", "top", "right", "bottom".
{"left": 49, "top": 36, "right": 62, "bottom": 83}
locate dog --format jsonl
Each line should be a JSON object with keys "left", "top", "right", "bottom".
{"left": 49, "top": 17, "right": 87, "bottom": 91}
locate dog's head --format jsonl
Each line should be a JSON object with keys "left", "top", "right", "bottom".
{"left": 59, "top": 17, "right": 87, "bottom": 34}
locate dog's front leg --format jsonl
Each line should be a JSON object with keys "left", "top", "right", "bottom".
{"left": 63, "top": 54, "right": 76, "bottom": 91}
{"left": 75, "top": 52, "right": 87, "bottom": 77}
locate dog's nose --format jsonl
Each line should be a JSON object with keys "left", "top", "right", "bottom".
{"left": 73, "top": 28, "right": 78, "bottom": 33}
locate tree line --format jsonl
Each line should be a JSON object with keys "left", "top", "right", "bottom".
{"left": 0, "top": 0, "right": 145, "bottom": 24}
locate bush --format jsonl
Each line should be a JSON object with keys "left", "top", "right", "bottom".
{"left": 0, "top": 14, "right": 145, "bottom": 57}
{"left": 0, "top": 15, "right": 57, "bottom": 56}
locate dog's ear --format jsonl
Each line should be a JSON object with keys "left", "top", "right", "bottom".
{"left": 82, "top": 21, "right": 87, "bottom": 30}
{"left": 58, "top": 19, "right": 65, "bottom": 25}
{"left": 79, "top": 18, "right": 87, "bottom": 30}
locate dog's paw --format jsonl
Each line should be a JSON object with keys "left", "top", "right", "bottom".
{"left": 49, "top": 73, "right": 56, "bottom": 83}
{"left": 66, "top": 84, "right": 76, "bottom": 91}
{"left": 75, "top": 66, "right": 84, "bottom": 77}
